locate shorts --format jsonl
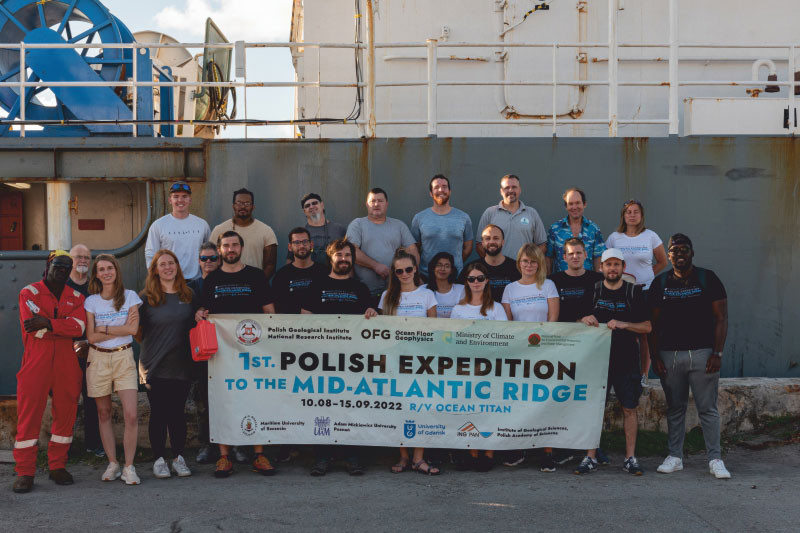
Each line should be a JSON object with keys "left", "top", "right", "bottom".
{"left": 607, "top": 372, "right": 642, "bottom": 409}
{"left": 86, "top": 346, "right": 138, "bottom": 397}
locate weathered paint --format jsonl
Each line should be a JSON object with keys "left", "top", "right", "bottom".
{"left": 0, "top": 136, "right": 798, "bottom": 393}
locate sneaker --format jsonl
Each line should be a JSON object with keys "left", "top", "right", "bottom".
{"left": 346, "top": 462, "right": 365, "bottom": 476}
{"left": 172, "top": 455, "right": 192, "bottom": 477}
{"left": 641, "top": 374, "right": 651, "bottom": 396}
{"left": 214, "top": 456, "right": 234, "bottom": 478}
{"left": 573, "top": 456, "right": 598, "bottom": 475}
{"left": 101, "top": 462, "right": 121, "bottom": 482}
{"left": 153, "top": 457, "right": 171, "bottom": 479}
{"left": 195, "top": 445, "right": 218, "bottom": 464}
{"left": 86, "top": 447, "right": 106, "bottom": 458}
{"left": 251, "top": 453, "right": 276, "bottom": 476}
{"left": 553, "top": 450, "right": 575, "bottom": 465}
{"left": 48, "top": 468, "right": 74, "bottom": 485}
{"left": 595, "top": 448, "right": 611, "bottom": 466}
{"left": 310, "top": 460, "right": 329, "bottom": 477}
{"left": 502, "top": 450, "right": 526, "bottom": 467}
{"left": 539, "top": 453, "right": 557, "bottom": 473}
{"left": 709, "top": 459, "right": 731, "bottom": 479}
{"left": 232, "top": 446, "right": 250, "bottom": 465}
{"left": 121, "top": 465, "right": 141, "bottom": 485}
{"left": 623, "top": 456, "right": 644, "bottom": 476}
{"left": 656, "top": 456, "right": 683, "bottom": 474}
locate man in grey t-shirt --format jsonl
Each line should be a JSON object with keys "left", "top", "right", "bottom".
{"left": 411, "top": 174, "right": 473, "bottom": 277}
{"left": 286, "top": 193, "right": 347, "bottom": 266}
{"left": 477, "top": 174, "right": 546, "bottom": 260}
{"left": 346, "top": 188, "right": 418, "bottom": 299}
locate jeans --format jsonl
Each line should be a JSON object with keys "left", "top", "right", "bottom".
{"left": 146, "top": 378, "right": 191, "bottom": 459}
{"left": 658, "top": 348, "right": 721, "bottom": 461}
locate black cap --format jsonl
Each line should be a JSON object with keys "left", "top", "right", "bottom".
{"left": 668, "top": 233, "right": 693, "bottom": 250}
{"left": 300, "top": 192, "right": 322, "bottom": 208}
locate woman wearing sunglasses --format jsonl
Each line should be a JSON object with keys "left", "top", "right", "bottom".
{"left": 426, "top": 252, "right": 465, "bottom": 319}
{"left": 378, "top": 248, "right": 440, "bottom": 475}
{"left": 606, "top": 199, "right": 668, "bottom": 388}
{"left": 450, "top": 262, "right": 507, "bottom": 471}
{"left": 501, "top": 243, "right": 560, "bottom": 471}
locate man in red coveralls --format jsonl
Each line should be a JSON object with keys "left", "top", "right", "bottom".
{"left": 13, "top": 250, "right": 87, "bottom": 493}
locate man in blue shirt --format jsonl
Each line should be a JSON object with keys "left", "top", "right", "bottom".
{"left": 546, "top": 187, "right": 605, "bottom": 274}
{"left": 411, "top": 174, "right": 474, "bottom": 277}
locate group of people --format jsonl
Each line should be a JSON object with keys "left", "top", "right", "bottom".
{"left": 12, "top": 175, "right": 729, "bottom": 493}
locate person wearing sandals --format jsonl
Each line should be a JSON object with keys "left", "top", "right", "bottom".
{"left": 501, "top": 244, "right": 560, "bottom": 471}
{"left": 378, "top": 249, "right": 440, "bottom": 476}
{"left": 136, "top": 250, "right": 199, "bottom": 480}
{"left": 85, "top": 254, "right": 143, "bottom": 485}
{"left": 426, "top": 252, "right": 464, "bottom": 319}
{"left": 450, "top": 262, "right": 508, "bottom": 471}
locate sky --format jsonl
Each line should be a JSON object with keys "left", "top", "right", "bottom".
{"left": 103, "top": 0, "right": 295, "bottom": 138}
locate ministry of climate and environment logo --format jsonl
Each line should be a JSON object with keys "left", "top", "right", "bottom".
{"left": 457, "top": 422, "right": 493, "bottom": 438}
{"left": 314, "top": 416, "right": 331, "bottom": 437}
{"left": 404, "top": 420, "right": 416, "bottom": 439}
{"left": 236, "top": 319, "right": 262, "bottom": 345}
{"left": 442, "top": 331, "right": 453, "bottom": 344}
{"left": 241, "top": 415, "right": 257, "bottom": 436}
{"left": 528, "top": 333, "right": 542, "bottom": 347}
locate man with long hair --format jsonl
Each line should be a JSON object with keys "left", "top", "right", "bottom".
{"left": 13, "top": 251, "right": 87, "bottom": 493}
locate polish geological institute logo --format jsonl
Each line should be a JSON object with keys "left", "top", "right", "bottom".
{"left": 457, "top": 422, "right": 493, "bottom": 438}
{"left": 404, "top": 420, "right": 416, "bottom": 438}
{"left": 236, "top": 319, "right": 261, "bottom": 345}
{"left": 314, "top": 416, "right": 331, "bottom": 437}
{"left": 241, "top": 415, "right": 257, "bottom": 436}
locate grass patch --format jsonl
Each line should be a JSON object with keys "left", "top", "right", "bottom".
{"left": 599, "top": 427, "right": 706, "bottom": 457}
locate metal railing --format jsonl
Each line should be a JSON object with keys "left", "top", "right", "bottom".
{"left": 1, "top": 0, "right": 798, "bottom": 138}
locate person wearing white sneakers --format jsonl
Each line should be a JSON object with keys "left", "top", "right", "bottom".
{"left": 136, "top": 250, "right": 200, "bottom": 480}
{"left": 648, "top": 234, "right": 730, "bottom": 479}
{"left": 85, "top": 255, "right": 142, "bottom": 485}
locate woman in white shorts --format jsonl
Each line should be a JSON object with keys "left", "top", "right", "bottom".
{"left": 501, "top": 244, "right": 559, "bottom": 471}
{"left": 85, "top": 254, "right": 142, "bottom": 485}
{"left": 450, "top": 262, "right": 507, "bottom": 471}
{"left": 426, "top": 252, "right": 464, "bottom": 319}
{"left": 379, "top": 248, "right": 440, "bottom": 476}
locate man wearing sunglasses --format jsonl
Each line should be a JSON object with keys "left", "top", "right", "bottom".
{"left": 145, "top": 181, "right": 211, "bottom": 280}
{"left": 648, "top": 234, "right": 730, "bottom": 479}
{"left": 210, "top": 188, "right": 278, "bottom": 280}
{"left": 272, "top": 227, "right": 328, "bottom": 314}
{"left": 287, "top": 193, "right": 347, "bottom": 267}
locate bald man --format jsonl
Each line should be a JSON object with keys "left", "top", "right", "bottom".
{"left": 67, "top": 244, "right": 91, "bottom": 296}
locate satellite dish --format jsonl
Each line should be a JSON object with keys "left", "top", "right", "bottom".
{"left": 195, "top": 17, "right": 234, "bottom": 136}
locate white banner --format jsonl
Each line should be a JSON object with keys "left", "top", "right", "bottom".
{"left": 208, "top": 315, "right": 611, "bottom": 450}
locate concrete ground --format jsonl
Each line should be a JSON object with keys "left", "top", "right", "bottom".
{"left": 1, "top": 444, "right": 799, "bottom": 532}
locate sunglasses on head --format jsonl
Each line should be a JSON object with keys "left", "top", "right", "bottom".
{"left": 199, "top": 255, "right": 219, "bottom": 262}
{"left": 466, "top": 275, "right": 487, "bottom": 283}
{"left": 623, "top": 198, "right": 642, "bottom": 209}
{"left": 170, "top": 183, "right": 191, "bottom": 193}
{"left": 303, "top": 200, "right": 320, "bottom": 209}
{"left": 394, "top": 266, "right": 414, "bottom": 275}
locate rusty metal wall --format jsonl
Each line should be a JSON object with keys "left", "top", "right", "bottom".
{"left": 1, "top": 137, "right": 798, "bottom": 393}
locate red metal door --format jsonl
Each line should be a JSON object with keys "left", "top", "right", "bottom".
{"left": 0, "top": 191, "right": 24, "bottom": 250}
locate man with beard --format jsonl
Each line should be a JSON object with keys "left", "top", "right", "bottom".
{"left": 13, "top": 251, "right": 87, "bottom": 493}
{"left": 411, "top": 174, "right": 473, "bottom": 278}
{"left": 146, "top": 181, "right": 210, "bottom": 280}
{"left": 195, "top": 231, "right": 276, "bottom": 478}
{"left": 575, "top": 249, "right": 651, "bottom": 476}
{"left": 272, "top": 227, "right": 328, "bottom": 314}
{"left": 458, "top": 225, "right": 520, "bottom": 302}
{"left": 649, "top": 234, "right": 730, "bottom": 479}
{"left": 477, "top": 174, "right": 546, "bottom": 259}
{"left": 66, "top": 244, "right": 103, "bottom": 457}
{"left": 346, "top": 188, "right": 418, "bottom": 305}
{"left": 301, "top": 238, "right": 377, "bottom": 475}
{"left": 211, "top": 188, "right": 278, "bottom": 280}
{"left": 286, "top": 193, "right": 347, "bottom": 267}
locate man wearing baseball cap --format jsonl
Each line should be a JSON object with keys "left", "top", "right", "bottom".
{"left": 648, "top": 234, "right": 730, "bottom": 479}
{"left": 286, "top": 193, "right": 346, "bottom": 267}
{"left": 145, "top": 181, "right": 210, "bottom": 280}
{"left": 574, "top": 248, "right": 651, "bottom": 476}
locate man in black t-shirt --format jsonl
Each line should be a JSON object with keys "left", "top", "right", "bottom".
{"left": 272, "top": 227, "right": 328, "bottom": 314}
{"left": 457, "top": 224, "right": 520, "bottom": 301}
{"left": 575, "top": 248, "right": 651, "bottom": 476}
{"left": 648, "top": 233, "right": 730, "bottom": 479}
{"left": 549, "top": 237, "right": 604, "bottom": 322}
{"left": 301, "top": 238, "right": 376, "bottom": 476}
{"left": 195, "top": 231, "right": 276, "bottom": 479}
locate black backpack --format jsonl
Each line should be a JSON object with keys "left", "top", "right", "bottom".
{"left": 591, "top": 280, "right": 636, "bottom": 312}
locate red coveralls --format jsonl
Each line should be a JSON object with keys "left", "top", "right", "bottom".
{"left": 14, "top": 280, "right": 86, "bottom": 476}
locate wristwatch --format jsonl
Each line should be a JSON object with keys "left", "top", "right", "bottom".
{"left": 712, "top": 351, "right": 723, "bottom": 357}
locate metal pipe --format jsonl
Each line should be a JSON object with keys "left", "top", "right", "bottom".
{"left": 427, "top": 39, "right": 438, "bottom": 137}
{"left": 19, "top": 42, "right": 24, "bottom": 138}
{"left": 46, "top": 182, "right": 71, "bottom": 250}
{"left": 668, "top": 0, "right": 678, "bottom": 135}
{"left": 132, "top": 45, "right": 138, "bottom": 138}
{"left": 366, "top": 0, "right": 376, "bottom": 138}
{"left": 608, "top": 0, "right": 618, "bottom": 137}
{"left": 790, "top": 46, "right": 796, "bottom": 134}
{"left": 751, "top": 58, "right": 777, "bottom": 80}
{"left": 552, "top": 44, "right": 557, "bottom": 136}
